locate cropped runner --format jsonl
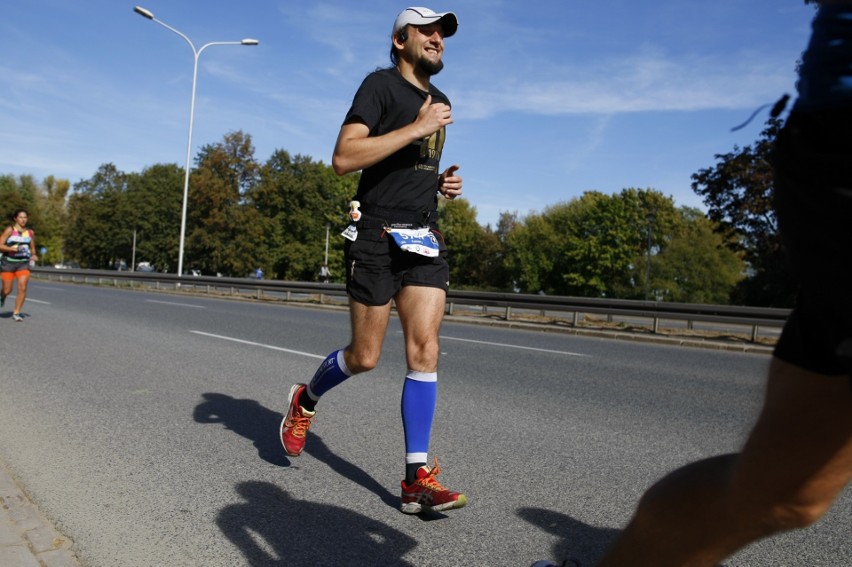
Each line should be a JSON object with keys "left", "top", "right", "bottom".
{"left": 0, "top": 209, "right": 38, "bottom": 322}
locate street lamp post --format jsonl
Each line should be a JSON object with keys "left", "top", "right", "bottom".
{"left": 322, "top": 223, "right": 330, "bottom": 283}
{"left": 133, "top": 6, "right": 258, "bottom": 277}
{"left": 645, "top": 210, "right": 656, "bottom": 301}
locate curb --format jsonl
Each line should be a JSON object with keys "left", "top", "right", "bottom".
{"left": 0, "top": 459, "right": 82, "bottom": 567}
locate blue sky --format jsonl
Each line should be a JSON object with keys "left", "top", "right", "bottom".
{"left": 2, "top": 1, "right": 815, "bottom": 227}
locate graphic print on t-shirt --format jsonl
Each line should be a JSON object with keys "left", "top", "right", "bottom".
{"left": 415, "top": 126, "right": 445, "bottom": 173}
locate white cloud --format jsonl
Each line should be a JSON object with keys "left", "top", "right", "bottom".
{"left": 456, "top": 48, "right": 795, "bottom": 119}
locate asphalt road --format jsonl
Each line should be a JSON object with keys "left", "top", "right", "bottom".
{"left": 0, "top": 281, "right": 848, "bottom": 567}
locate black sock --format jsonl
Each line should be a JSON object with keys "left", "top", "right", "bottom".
{"left": 299, "top": 389, "right": 317, "bottom": 412}
{"left": 405, "top": 462, "right": 426, "bottom": 485}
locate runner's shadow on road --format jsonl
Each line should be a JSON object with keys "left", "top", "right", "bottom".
{"left": 0, "top": 311, "right": 26, "bottom": 319}
{"left": 305, "top": 430, "right": 400, "bottom": 510}
{"left": 517, "top": 507, "right": 618, "bottom": 566}
{"left": 518, "top": 508, "right": 731, "bottom": 567}
{"left": 193, "top": 393, "right": 399, "bottom": 511}
{"left": 193, "top": 393, "right": 290, "bottom": 466}
{"left": 218, "top": 481, "right": 416, "bottom": 566}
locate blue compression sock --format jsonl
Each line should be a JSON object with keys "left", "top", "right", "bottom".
{"left": 306, "top": 350, "right": 353, "bottom": 405}
{"left": 401, "top": 371, "right": 437, "bottom": 466}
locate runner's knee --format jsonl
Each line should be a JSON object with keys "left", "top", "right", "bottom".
{"left": 405, "top": 339, "right": 439, "bottom": 371}
{"left": 733, "top": 468, "right": 839, "bottom": 532}
{"left": 764, "top": 498, "right": 832, "bottom": 530}
{"left": 344, "top": 349, "right": 381, "bottom": 373}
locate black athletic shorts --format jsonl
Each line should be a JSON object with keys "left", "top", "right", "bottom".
{"left": 772, "top": 108, "right": 852, "bottom": 377}
{"left": 0, "top": 259, "right": 31, "bottom": 274}
{"left": 344, "top": 225, "right": 449, "bottom": 306}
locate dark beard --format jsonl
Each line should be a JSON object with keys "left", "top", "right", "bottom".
{"left": 417, "top": 57, "right": 443, "bottom": 76}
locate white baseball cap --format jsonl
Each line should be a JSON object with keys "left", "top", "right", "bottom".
{"left": 392, "top": 7, "right": 458, "bottom": 38}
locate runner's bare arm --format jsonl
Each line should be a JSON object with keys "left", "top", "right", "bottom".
{"left": 332, "top": 95, "right": 452, "bottom": 175}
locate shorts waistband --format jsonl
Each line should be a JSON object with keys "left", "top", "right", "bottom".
{"left": 357, "top": 205, "right": 438, "bottom": 229}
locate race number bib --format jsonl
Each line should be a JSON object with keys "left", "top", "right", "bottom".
{"left": 341, "top": 224, "right": 358, "bottom": 241}
{"left": 386, "top": 228, "right": 440, "bottom": 257}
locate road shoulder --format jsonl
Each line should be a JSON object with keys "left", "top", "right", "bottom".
{"left": 0, "top": 458, "right": 82, "bottom": 567}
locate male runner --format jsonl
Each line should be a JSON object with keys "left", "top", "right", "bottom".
{"left": 279, "top": 7, "right": 467, "bottom": 515}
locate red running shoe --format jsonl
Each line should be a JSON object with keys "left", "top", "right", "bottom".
{"left": 280, "top": 383, "right": 315, "bottom": 457}
{"left": 400, "top": 457, "right": 467, "bottom": 514}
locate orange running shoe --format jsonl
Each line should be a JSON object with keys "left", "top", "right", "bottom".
{"left": 400, "top": 457, "right": 467, "bottom": 514}
{"left": 279, "top": 383, "right": 315, "bottom": 457}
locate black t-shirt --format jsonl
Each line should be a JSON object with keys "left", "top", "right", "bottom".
{"left": 342, "top": 67, "right": 450, "bottom": 214}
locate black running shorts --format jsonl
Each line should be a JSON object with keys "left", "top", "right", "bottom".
{"left": 344, "top": 226, "right": 449, "bottom": 306}
{"left": 0, "top": 259, "right": 31, "bottom": 275}
{"left": 772, "top": 108, "right": 852, "bottom": 377}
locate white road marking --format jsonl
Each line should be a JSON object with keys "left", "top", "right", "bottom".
{"left": 191, "top": 329, "right": 586, "bottom": 360}
{"left": 189, "top": 330, "right": 326, "bottom": 359}
{"left": 146, "top": 299, "right": 205, "bottom": 309}
{"left": 439, "top": 335, "right": 590, "bottom": 357}
{"left": 20, "top": 298, "right": 51, "bottom": 305}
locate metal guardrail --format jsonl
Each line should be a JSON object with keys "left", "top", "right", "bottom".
{"left": 447, "top": 289, "right": 790, "bottom": 341}
{"left": 31, "top": 267, "right": 790, "bottom": 343}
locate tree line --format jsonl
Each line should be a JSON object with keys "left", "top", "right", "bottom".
{"left": 1, "top": 120, "right": 794, "bottom": 307}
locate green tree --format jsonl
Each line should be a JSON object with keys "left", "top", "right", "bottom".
{"left": 36, "top": 176, "right": 71, "bottom": 266}
{"left": 556, "top": 189, "right": 676, "bottom": 299}
{"left": 505, "top": 211, "right": 558, "bottom": 294}
{"left": 475, "top": 220, "right": 513, "bottom": 291}
{"left": 491, "top": 211, "right": 520, "bottom": 291}
{"left": 506, "top": 189, "right": 676, "bottom": 297}
{"left": 438, "top": 198, "right": 509, "bottom": 290}
{"left": 186, "top": 131, "right": 262, "bottom": 277}
{"left": 653, "top": 207, "right": 744, "bottom": 304}
{"left": 252, "top": 149, "right": 355, "bottom": 281}
{"left": 505, "top": 189, "right": 734, "bottom": 300}
{"left": 65, "top": 164, "right": 129, "bottom": 268}
{"left": 123, "top": 164, "right": 184, "bottom": 271}
{"left": 0, "top": 174, "right": 43, "bottom": 229}
{"left": 0, "top": 175, "right": 19, "bottom": 217}
{"left": 691, "top": 118, "right": 794, "bottom": 306}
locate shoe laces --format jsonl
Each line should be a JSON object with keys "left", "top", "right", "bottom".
{"left": 286, "top": 409, "right": 314, "bottom": 439}
{"left": 416, "top": 457, "right": 448, "bottom": 491}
